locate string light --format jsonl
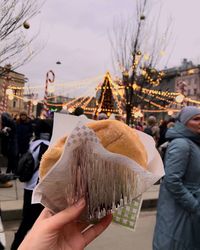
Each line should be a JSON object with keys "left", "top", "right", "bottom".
{"left": 8, "top": 95, "right": 14, "bottom": 100}
{"left": 32, "top": 100, "right": 38, "bottom": 106}
{"left": 168, "top": 110, "right": 174, "bottom": 116}
{"left": 175, "top": 94, "right": 185, "bottom": 103}
{"left": 6, "top": 89, "right": 13, "bottom": 95}
{"left": 8, "top": 70, "right": 200, "bottom": 117}
{"left": 9, "top": 74, "right": 104, "bottom": 91}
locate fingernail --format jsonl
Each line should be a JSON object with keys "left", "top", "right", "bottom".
{"left": 75, "top": 197, "right": 85, "bottom": 207}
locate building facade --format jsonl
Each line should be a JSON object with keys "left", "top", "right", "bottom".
{"left": 0, "top": 65, "right": 26, "bottom": 116}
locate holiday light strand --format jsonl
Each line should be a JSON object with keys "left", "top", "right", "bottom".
{"left": 94, "top": 77, "right": 108, "bottom": 115}
{"left": 68, "top": 96, "right": 89, "bottom": 110}
{"left": 9, "top": 75, "right": 104, "bottom": 90}
{"left": 81, "top": 96, "right": 94, "bottom": 109}
{"left": 109, "top": 81, "right": 125, "bottom": 114}
{"left": 141, "top": 91, "right": 178, "bottom": 106}
{"left": 185, "top": 97, "right": 200, "bottom": 105}
{"left": 137, "top": 95, "right": 167, "bottom": 109}
{"left": 141, "top": 109, "right": 180, "bottom": 113}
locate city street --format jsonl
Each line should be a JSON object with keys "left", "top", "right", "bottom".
{"left": 4, "top": 211, "right": 156, "bottom": 250}
{"left": 1, "top": 0, "right": 200, "bottom": 249}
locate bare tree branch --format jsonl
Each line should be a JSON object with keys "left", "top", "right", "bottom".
{"left": 0, "top": 0, "right": 44, "bottom": 73}
{"left": 109, "top": 0, "right": 173, "bottom": 124}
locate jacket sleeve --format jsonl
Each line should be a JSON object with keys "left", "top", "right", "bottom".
{"left": 38, "top": 143, "right": 49, "bottom": 162}
{"left": 164, "top": 138, "right": 199, "bottom": 213}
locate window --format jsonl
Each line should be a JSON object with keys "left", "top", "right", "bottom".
{"left": 194, "top": 88, "right": 197, "bottom": 95}
{"left": 13, "top": 101, "right": 16, "bottom": 108}
{"left": 188, "top": 89, "right": 191, "bottom": 95}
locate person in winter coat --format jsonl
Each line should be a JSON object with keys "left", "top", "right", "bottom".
{"left": 0, "top": 112, "right": 18, "bottom": 174}
{"left": 153, "top": 106, "right": 200, "bottom": 250}
{"left": 16, "top": 111, "right": 33, "bottom": 157}
{"left": 11, "top": 119, "right": 53, "bottom": 250}
{"left": 144, "top": 115, "right": 160, "bottom": 145}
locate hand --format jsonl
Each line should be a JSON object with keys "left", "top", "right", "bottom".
{"left": 18, "top": 198, "right": 112, "bottom": 250}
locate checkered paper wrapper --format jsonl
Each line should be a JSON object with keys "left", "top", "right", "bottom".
{"left": 33, "top": 116, "right": 164, "bottom": 230}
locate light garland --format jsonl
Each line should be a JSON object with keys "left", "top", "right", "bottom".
{"left": 137, "top": 94, "right": 167, "bottom": 110}
{"left": 9, "top": 74, "right": 104, "bottom": 91}
{"left": 7, "top": 69, "right": 200, "bottom": 117}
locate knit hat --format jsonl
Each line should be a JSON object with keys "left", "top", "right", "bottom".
{"left": 97, "top": 113, "right": 108, "bottom": 120}
{"left": 178, "top": 106, "right": 200, "bottom": 124}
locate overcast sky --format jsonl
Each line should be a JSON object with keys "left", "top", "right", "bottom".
{"left": 18, "top": 0, "right": 200, "bottom": 97}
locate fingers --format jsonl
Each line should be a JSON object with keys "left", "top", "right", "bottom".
{"left": 77, "top": 221, "right": 90, "bottom": 232}
{"left": 46, "top": 198, "right": 86, "bottom": 231}
{"left": 33, "top": 208, "right": 53, "bottom": 226}
{"left": 82, "top": 214, "right": 112, "bottom": 246}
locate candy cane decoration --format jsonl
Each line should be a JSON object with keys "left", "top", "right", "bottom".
{"left": 42, "top": 70, "right": 55, "bottom": 118}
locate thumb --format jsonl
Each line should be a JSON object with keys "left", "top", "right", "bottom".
{"left": 46, "top": 198, "right": 86, "bottom": 231}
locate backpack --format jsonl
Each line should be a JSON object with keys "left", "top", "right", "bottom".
{"left": 17, "top": 143, "right": 42, "bottom": 182}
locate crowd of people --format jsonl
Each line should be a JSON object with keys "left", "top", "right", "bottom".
{"left": 0, "top": 106, "right": 200, "bottom": 249}
{"left": 0, "top": 111, "right": 34, "bottom": 187}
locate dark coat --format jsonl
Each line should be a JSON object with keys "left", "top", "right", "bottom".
{"left": 0, "top": 113, "right": 18, "bottom": 173}
{"left": 16, "top": 119, "right": 33, "bottom": 155}
{"left": 153, "top": 122, "right": 200, "bottom": 249}
{"left": 1, "top": 113, "right": 18, "bottom": 157}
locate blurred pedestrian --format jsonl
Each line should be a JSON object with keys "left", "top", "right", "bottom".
{"left": 97, "top": 112, "right": 108, "bottom": 120}
{"left": 0, "top": 112, "right": 18, "bottom": 175}
{"left": 16, "top": 111, "right": 33, "bottom": 157}
{"left": 153, "top": 106, "right": 200, "bottom": 249}
{"left": 11, "top": 119, "right": 53, "bottom": 250}
{"left": 157, "top": 120, "right": 168, "bottom": 147}
{"left": 144, "top": 115, "right": 160, "bottom": 145}
{"left": 73, "top": 107, "right": 84, "bottom": 116}
{"left": 167, "top": 117, "right": 175, "bottom": 129}
{"left": 135, "top": 121, "right": 144, "bottom": 131}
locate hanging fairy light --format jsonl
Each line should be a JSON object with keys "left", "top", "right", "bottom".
{"left": 175, "top": 94, "right": 185, "bottom": 103}
{"left": 68, "top": 107, "right": 74, "bottom": 113}
{"left": 134, "top": 109, "right": 143, "bottom": 118}
{"left": 8, "top": 94, "right": 14, "bottom": 100}
{"left": 62, "top": 104, "right": 68, "bottom": 110}
{"left": 32, "top": 100, "right": 38, "bottom": 106}
{"left": 23, "top": 20, "right": 30, "bottom": 29}
{"left": 168, "top": 110, "right": 174, "bottom": 116}
{"left": 140, "top": 15, "right": 145, "bottom": 20}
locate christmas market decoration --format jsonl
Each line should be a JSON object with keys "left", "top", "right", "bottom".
{"left": 23, "top": 21, "right": 30, "bottom": 29}
{"left": 140, "top": 15, "right": 145, "bottom": 20}
{"left": 41, "top": 70, "right": 55, "bottom": 118}
{"left": 8, "top": 62, "right": 200, "bottom": 122}
{"left": 93, "top": 72, "right": 117, "bottom": 118}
